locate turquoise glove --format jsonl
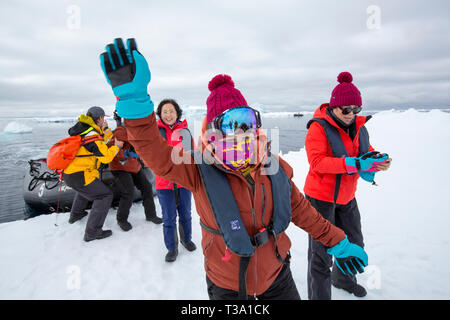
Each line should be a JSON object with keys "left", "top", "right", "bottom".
{"left": 345, "top": 151, "right": 389, "bottom": 174}
{"left": 100, "top": 38, "right": 154, "bottom": 119}
{"left": 358, "top": 170, "right": 375, "bottom": 183}
{"left": 327, "top": 236, "right": 368, "bottom": 276}
{"left": 124, "top": 149, "right": 139, "bottom": 159}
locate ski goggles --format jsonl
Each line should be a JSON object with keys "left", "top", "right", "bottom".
{"left": 339, "top": 105, "right": 362, "bottom": 115}
{"left": 207, "top": 106, "right": 262, "bottom": 136}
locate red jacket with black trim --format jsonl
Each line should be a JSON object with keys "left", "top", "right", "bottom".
{"left": 155, "top": 119, "right": 193, "bottom": 190}
{"left": 304, "top": 103, "right": 374, "bottom": 205}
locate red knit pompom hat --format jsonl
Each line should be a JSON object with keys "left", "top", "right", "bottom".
{"left": 206, "top": 74, "right": 248, "bottom": 123}
{"left": 329, "top": 72, "right": 362, "bottom": 108}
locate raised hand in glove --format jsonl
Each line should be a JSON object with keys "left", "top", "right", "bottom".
{"left": 100, "top": 38, "right": 154, "bottom": 119}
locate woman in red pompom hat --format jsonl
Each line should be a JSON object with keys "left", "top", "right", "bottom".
{"left": 304, "top": 71, "right": 392, "bottom": 299}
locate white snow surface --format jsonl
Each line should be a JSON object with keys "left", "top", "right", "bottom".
{"left": 1, "top": 108, "right": 450, "bottom": 300}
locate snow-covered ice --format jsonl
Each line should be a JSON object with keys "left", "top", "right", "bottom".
{"left": 3, "top": 121, "right": 33, "bottom": 134}
{"left": 1, "top": 108, "right": 449, "bottom": 299}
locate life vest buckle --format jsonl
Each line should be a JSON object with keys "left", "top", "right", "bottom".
{"left": 251, "top": 227, "right": 271, "bottom": 248}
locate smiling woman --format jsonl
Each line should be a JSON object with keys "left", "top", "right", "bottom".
{"left": 156, "top": 99, "right": 183, "bottom": 126}
{"left": 154, "top": 98, "right": 197, "bottom": 262}
{"left": 161, "top": 105, "right": 177, "bottom": 125}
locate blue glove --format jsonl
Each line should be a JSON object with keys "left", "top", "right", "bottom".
{"left": 100, "top": 38, "right": 154, "bottom": 119}
{"left": 358, "top": 170, "right": 375, "bottom": 183}
{"left": 345, "top": 151, "right": 389, "bottom": 174}
{"left": 358, "top": 152, "right": 390, "bottom": 183}
{"left": 124, "top": 149, "right": 139, "bottom": 159}
{"left": 327, "top": 236, "right": 368, "bottom": 276}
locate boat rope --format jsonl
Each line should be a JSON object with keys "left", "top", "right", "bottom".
{"left": 54, "top": 173, "right": 64, "bottom": 227}
{"left": 28, "top": 159, "right": 60, "bottom": 191}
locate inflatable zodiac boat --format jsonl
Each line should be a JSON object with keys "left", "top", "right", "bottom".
{"left": 23, "top": 158, "right": 156, "bottom": 215}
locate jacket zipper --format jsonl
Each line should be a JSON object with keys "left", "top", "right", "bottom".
{"left": 250, "top": 172, "right": 259, "bottom": 296}
{"left": 254, "top": 181, "right": 267, "bottom": 297}
{"left": 261, "top": 184, "right": 267, "bottom": 227}
{"left": 212, "top": 162, "right": 259, "bottom": 296}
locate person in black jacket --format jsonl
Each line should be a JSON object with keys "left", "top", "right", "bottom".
{"left": 108, "top": 112, "right": 162, "bottom": 232}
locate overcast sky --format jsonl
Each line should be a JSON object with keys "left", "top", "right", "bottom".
{"left": 0, "top": 0, "right": 449, "bottom": 117}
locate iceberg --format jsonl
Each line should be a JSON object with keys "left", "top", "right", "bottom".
{"left": 3, "top": 121, "right": 33, "bottom": 134}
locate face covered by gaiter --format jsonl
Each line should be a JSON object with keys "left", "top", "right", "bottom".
{"left": 209, "top": 132, "right": 256, "bottom": 172}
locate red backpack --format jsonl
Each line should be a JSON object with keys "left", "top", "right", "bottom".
{"left": 47, "top": 135, "right": 103, "bottom": 171}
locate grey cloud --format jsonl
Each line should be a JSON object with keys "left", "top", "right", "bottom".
{"left": 0, "top": 0, "right": 449, "bottom": 117}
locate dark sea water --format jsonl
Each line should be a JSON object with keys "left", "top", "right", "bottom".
{"left": 0, "top": 112, "right": 313, "bottom": 224}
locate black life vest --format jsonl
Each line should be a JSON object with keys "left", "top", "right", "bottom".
{"left": 306, "top": 117, "right": 371, "bottom": 203}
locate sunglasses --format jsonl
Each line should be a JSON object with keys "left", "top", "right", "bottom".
{"left": 207, "top": 106, "right": 262, "bottom": 136}
{"left": 339, "top": 106, "right": 362, "bottom": 115}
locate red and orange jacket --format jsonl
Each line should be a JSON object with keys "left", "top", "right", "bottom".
{"left": 304, "top": 103, "right": 374, "bottom": 205}
{"left": 155, "top": 119, "right": 192, "bottom": 190}
{"left": 124, "top": 112, "right": 345, "bottom": 296}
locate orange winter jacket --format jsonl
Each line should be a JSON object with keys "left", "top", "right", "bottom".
{"left": 304, "top": 103, "right": 374, "bottom": 205}
{"left": 124, "top": 112, "right": 345, "bottom": 296}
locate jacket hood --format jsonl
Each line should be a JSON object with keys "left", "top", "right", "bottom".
{"left": 309, "top": 103, "right": 370, "bottom": 131}
{"left": 68, "top": 114, "right": 103, "bottom": 136}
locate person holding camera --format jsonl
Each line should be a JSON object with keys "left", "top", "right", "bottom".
{"left": 304, "top": 72, "right": 392, "bottom": 299}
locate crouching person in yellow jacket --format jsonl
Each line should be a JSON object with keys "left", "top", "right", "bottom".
{"left": 63, "top": 106, "right": 123, "bottom": 242}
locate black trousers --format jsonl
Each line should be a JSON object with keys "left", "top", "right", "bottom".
{"left": 69, "top": 178, "right": 113, "bottom": 237}
{"left": 206, "top": 263, "right": 301, "bottom": 300}
{"left": 111, "top": 169, "right": 156, "bottom": 222}
{"left": 305, "top": 195, "right": 364, "bottom": 300}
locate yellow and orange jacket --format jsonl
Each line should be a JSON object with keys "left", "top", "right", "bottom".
{"left": 64, "top": 114, "right": 119, "bottom": 186}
